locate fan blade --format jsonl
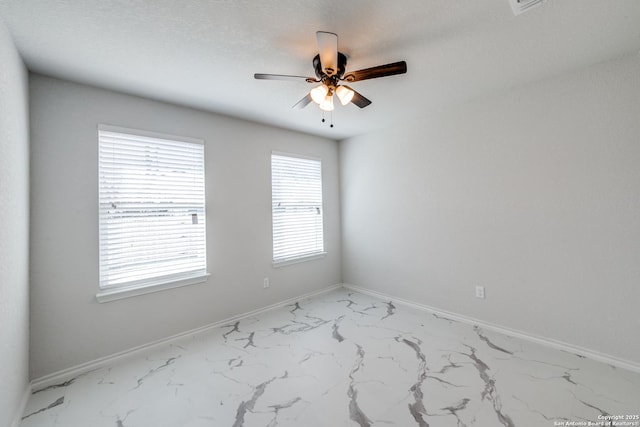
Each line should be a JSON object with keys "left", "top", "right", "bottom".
{"left": 349, "top": 88, "right": 372, "bottom": 108}
{"left": 292, "top": 93, "right": 313, "bottom": 109}
{"left": 316, "top": 31, "right": 338, "bottom": 76}
{"left": 343, "top": 61, "right": 407, "bottom": 82}
{"left": 254, "top": 73, "right": 317, "bottom": 83}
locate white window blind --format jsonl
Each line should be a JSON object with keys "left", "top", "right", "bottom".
{"left": 98, "top": 126, "right": 207, "bottom": 290}
{"left": 271, "top": 153, "right": 324, "bottom": 264}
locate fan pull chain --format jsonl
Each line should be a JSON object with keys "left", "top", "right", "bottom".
{"left": 320, "top": 111, "right": 334, "bottom": 128}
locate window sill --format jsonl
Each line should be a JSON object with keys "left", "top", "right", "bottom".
{"left": 272, "top": 252, "right": 326, "bottom": 268}
{"left": 96, "top": 273, "right": 210, "bottom": 303}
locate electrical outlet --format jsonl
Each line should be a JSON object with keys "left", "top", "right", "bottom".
{"left": 263, "top": 277, "right": 270, "bottom": 289}
{"left": 475, "top": 286, "right": 485, "bottom": 299}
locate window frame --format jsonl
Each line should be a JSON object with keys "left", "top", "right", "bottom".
{"left": 96, "top": 124, "right": 208, "bottom": 303}
{"left": 271, "top": 151, "right": 326, "bottom": 267}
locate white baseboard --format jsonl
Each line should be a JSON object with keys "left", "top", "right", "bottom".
{"left": 343, "top": 283, "right": 640, "bottom": 374}
{"left": 31, "top": 282, "right": 640, "bottom": 391}
{"left": 11, "top": 382, "right": 31, "bottom": 427}
{"left": 31, "top": 284, "right": 342, "bottom": 390}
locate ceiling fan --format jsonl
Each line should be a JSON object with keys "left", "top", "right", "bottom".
{"left": 254, "top": 31, "right": 407, "bottom": 113}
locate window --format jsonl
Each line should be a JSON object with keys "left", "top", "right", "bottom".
{"left": 97, "top": 125, "right": 207, "bottom": 302}
{"left": 271, "top": 152, "right": 325, "bottom": 265}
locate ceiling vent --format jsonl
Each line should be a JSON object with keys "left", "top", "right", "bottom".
{"left": 508, "top": 0, "right": 546, "bottom": 15}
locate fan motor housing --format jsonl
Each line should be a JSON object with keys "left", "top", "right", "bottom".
{"left": 313, "top": 52, "right": 347, "bottom": 80}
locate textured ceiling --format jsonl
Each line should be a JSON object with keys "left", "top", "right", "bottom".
{"left": 1, "top": 0, "right": 639, "bottom": 140}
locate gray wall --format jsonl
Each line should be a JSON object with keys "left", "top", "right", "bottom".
{"left": 0, "top": 20, "right": 30, "bottom": 426}
{"left": 340, "top": 54, "right": 640, "bottom": 364}
{"left": 29, "top": 75, "right": 341, "bottom": 379}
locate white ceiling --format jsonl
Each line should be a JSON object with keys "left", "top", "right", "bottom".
{"left": 1, "top": 0, "right": 639, "bottom": 140}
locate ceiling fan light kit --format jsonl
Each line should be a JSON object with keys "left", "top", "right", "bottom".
{"left": 254, "top": 31, "right": 408, "bottom": 126}
{"left": 310, "top": 84, "right": 329, "bottom": 104}
{"left": 319, "top": 94, "right": 334, "bottom": 112}
{"left": 335, "top": 85, "right": 354, "bottom": 106}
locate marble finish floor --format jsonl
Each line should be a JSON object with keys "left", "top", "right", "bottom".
{"left": 21, "top": 288, "right": 640, "bottom": 427}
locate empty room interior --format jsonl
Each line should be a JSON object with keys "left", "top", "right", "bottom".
{"left": 1, "top": 1, "right": 640, "bottom": 426}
